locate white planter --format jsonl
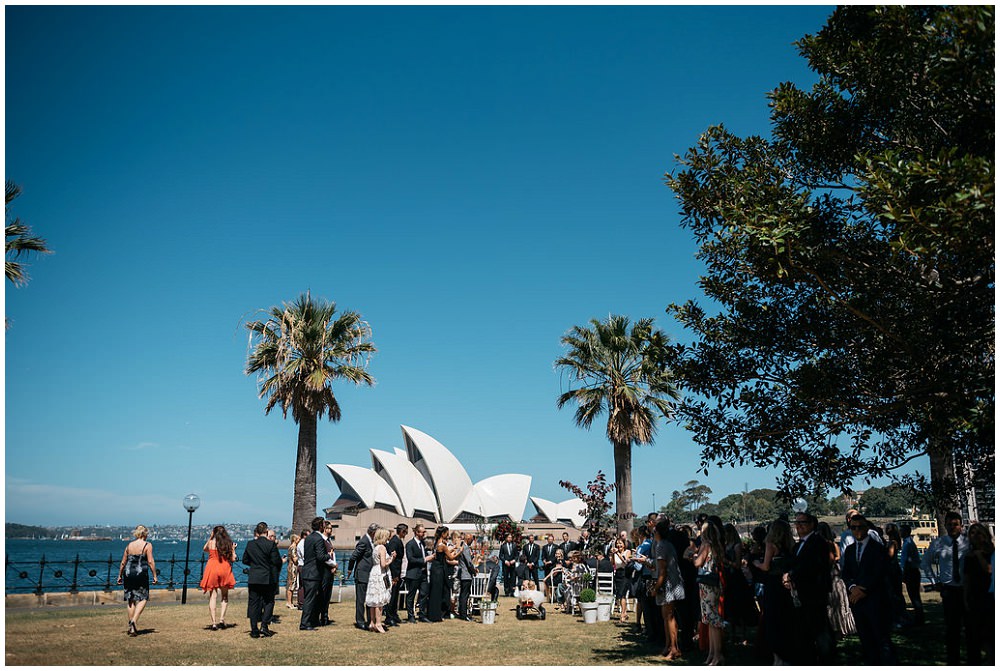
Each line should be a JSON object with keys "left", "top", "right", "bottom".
{"left": 481, "top": 604, "right": 498, "bottom": 625}
{"left": 580, "top": 602, "right": 599, "bottom": 624}
{"left": 596, "top": 595, "right": 613, "bottom": 621}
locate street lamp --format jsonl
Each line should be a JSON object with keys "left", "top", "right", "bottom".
{"left": 181, "top": 494, "right": 200, "bottom": 605}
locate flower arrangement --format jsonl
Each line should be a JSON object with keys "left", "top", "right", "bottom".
{"left": 489, "top": 518, "right": 524, "bottom": 544}
{"left": 559, "top": 470, "right": 621, "bottom": 557}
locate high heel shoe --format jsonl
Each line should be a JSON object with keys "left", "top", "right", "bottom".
{"left": 128, "top": 621, "right": 138, "bottom": 636}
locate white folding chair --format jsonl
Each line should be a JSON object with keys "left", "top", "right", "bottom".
{"left": 596, "top": 571, "right": 614, "bottom": 595}
{"left": 469, "top": 574, "right": 490, "bottom": 614}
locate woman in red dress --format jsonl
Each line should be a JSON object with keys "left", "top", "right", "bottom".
{"left": 199, "top": 525, "right": 236, "bottom": 630}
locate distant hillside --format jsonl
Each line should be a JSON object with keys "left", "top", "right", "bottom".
{"left": 6, "top": 523, "right": 55, "bottom": 539}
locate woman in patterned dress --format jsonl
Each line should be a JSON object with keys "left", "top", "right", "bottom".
{"left": 117, "top": 525, "right": 157, "bottom": 636}
{"left": 649, "top": 520, "right": 685, "bottom": 660}
{"left": 694, "top": 522, "right": 727, "bottom": 666}
{"left": 364, "top": 527, "right": 396, "bottom": 632}
{"left": 285, "top": 534, "right": 300, "bottom": 610}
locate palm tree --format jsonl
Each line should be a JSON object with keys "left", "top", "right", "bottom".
{"left": 6, "top": 180, "right": 51, "bottom": 287}
{"left": 555, "top": 315, "right": 679, "bottom": 532}
{"left": 245, "top": 292, "right": 376, "bottom": 532}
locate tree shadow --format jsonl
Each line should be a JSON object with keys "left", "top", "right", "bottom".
{"left": 590, "top": 623, "right": 669, "bottom": 664}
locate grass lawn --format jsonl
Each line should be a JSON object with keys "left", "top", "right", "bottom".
{"left": 5, "top": 591, "right": 949, "bottom": 665}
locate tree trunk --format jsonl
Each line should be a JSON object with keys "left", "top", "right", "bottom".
{"left": 292, "top": 412, "right": 318, "bottom": 534}
{"left": 927, "top": 442, "right": 961, "bottom": 532}
{"left": 613, "top": 440, "right": 634, "bottom": 533}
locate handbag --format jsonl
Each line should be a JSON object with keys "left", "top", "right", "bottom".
{"left": 696, "top": 564, "right": 720, "bottom": 587}
{"left": 382, "top": 573, "right": 391, "bottom": 590}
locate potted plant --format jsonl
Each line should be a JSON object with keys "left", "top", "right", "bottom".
{"left": 481, "top": 599, "right": 499, "bottom": 625}
{"left": 578, "top": 588, "right": 599, "bottom": 624}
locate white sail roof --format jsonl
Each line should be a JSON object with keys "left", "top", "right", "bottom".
{"left": 530, "top": 496, "right": 586, "bottom": 527}
{"left": 400, "top": 425, "right": 474, "bottom": 523}
{"left": 468, "top": 474, "right": 532, "bottom": 521}
{"left": 369, "top": 448, "right": 440, "bottom": 520}
{"left": 326, "top": 464, "right": 403, "bottom": 514}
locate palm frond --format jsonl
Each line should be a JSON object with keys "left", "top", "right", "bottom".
{"left": 244, "top": 292, "right": 376, "bottom": 423}
{"left": 555, "top": 314, "right": 680, "bottom": 445}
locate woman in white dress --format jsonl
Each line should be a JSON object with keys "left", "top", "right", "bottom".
{"left": 364, "top": 527, "right": 395, "bottom": 633}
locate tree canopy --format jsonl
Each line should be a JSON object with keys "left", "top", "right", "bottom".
{"left": 664, "top": 6, "right": 994, "bottom": 519}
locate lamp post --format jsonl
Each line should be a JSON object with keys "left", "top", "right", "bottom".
{"left": 181, "top": 494, "right": 200, "bottom": 605}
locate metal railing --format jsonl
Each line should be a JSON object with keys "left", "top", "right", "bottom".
{"left": 5, "top": 552, "right": 353, "bottom": 595}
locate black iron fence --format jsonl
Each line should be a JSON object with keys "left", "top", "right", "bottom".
{"left": 5, "top": 552, "right": 353, "bottom": 595}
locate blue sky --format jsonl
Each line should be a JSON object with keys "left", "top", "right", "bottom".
{"left": 3, "top": 5, "right": 878, "bottom": 528}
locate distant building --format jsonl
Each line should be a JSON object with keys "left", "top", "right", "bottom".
{"left": 323, "top": 425, "right": 584, "bottom": 548}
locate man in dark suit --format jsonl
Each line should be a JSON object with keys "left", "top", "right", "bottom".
{"left": 786, "top": 512, "right": 834, "bottom": 664}
{"left": 384, "top": 524, "right": 407, "bottom": 626}
{"left": 298, "top": 516, "right": 336, "bottom": 631}
{"left": 318, "top": 521, "right": 337, "bottom": 626}
{"left": 347, "top": 523, "right": 378, "bottom": 630}
{"left": 559, "top": 531, "right": 575, "bottom": 557}
{"left": 577, "top": 529, "right": 593, "bottom": 555}
{"left": 540, "top": 534, "right": 558, "bottom": 594}
{"left": 498, "top": 533, "right": 518, "bottom": 597}
{"left": 521, "top": 535, "right": 540, "bottom": 589}
{"left": 456, "top": 532, "right": 477, "bottom": 621}
{"left": 242, "top": 521, "right": 283, "bottom": 638}
{"left": 404, "top": 524, "right": 431, "bottom": 623}
{"left": 843, "top": 514, "right": 897, "bottom": 665}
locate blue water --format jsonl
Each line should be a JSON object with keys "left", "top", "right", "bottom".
{"left": 4, "top": 539, "right": 352, "bottom": 594}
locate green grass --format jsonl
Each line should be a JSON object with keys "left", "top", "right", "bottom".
{"left": 4, "top": 591, "right": 949, "bottom": 665}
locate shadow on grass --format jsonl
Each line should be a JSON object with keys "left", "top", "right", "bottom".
{"left": 591, "top": 594, "right": 951, "bottom": 666}
{"left": 590, "top": 622, "right": 667, "bottom": 665}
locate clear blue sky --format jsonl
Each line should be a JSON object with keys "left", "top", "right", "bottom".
{"left": 5, "top": 5, "right": 876, "bottom": 528}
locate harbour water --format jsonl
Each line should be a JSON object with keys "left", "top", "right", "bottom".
{"left": 4, "top": 539, "right": 351, "bottom": 594}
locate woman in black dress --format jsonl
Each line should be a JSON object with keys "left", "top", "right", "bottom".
{"left": 117, "top": 525, "right": 157, "bottom": 636}
{"left": 721, "top": 523, "right": 756, "bottom": 643}
{"left": 964, "top": 523, "right": 995, "bottom": 665}
{"left": 753, "top": 519, "right": 795, "bottom": 665}
{"left": 427, "top": 526, "right": 459, "bottom": 622}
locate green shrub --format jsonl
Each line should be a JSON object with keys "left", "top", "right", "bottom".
{"left": 578, "top": 588, "right": 596, "bottom": 603}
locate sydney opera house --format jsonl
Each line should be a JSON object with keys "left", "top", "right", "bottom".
{"left": 323, "top": 425, "right": 584, "bottom": 548}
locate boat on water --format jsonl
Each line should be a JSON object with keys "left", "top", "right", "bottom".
{"left": 892, "top": 515, "right": 938, "bottom": 552}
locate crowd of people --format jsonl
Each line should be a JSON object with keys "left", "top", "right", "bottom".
{"left": 116, "top": 509, "right": 994, "bottom": 666}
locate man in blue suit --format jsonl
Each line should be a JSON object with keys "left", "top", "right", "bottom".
{"left": 843, "top": 514, "right": 897, "bottom": 665}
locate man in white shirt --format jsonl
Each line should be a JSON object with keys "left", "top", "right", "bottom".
{"left": 921, "top": 511, "right": 970, "bottom": 665}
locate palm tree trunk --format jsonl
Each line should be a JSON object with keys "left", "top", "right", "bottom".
{"left": 292, "top": 412, "right": 319, "bottom": 533}
{"left": 613, "top": 439, "right": 634, "bottom": 533}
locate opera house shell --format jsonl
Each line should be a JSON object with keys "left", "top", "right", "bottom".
{"left": 326, "top": 425, "right": 584, "bottom": 527}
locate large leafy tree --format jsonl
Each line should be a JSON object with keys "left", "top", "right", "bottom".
{"left": 664, "top": 6, "right": 993, "bottom": 525}
{"left": 555, "top": 315, "right": 680, "bottom": 532}
{"left": 245, "top": 292, "right": 376, "bottom": 532}
{"left": 6, "top": 181, "right": 51, "bottom": 287}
